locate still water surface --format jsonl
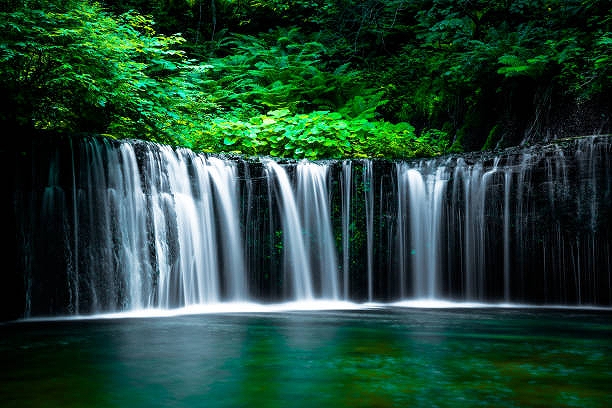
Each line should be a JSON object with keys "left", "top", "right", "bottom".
{"left": 1, "top": 307, "right": 610, "bottom": 407}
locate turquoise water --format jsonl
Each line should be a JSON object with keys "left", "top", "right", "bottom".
{"left": 1, "top": 307, "right": 610, "bottom": 407}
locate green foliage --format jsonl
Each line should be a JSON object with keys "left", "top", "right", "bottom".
{"left": 497, "top": 54, "right": 548, "bottom": 78}
{"left": 370, "top": 0, "right": 612, "bottom": 149}
{"left": 481, "top": 125, "right": 501, "bottom": 151}
{"left": 178, "top": 23, "right": 432, "bottom": 159}
{"left": 0, "top": 0, "right": 214, "bottom": 145}
{"left": 2, "top": 0, "right": 610, "bottom": 158}
{"left": 591, "top": 33, "right": 612, "bottom": 92}
{"left": 196, "top": 26, "right": 368, "bottom": 116}
{"left": 192, "top": 108, "right": 440, "bottom": 160}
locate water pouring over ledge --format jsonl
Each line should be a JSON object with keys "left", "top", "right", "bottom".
{"left": 7, "top": 135, "right": 612, "bottom": 319}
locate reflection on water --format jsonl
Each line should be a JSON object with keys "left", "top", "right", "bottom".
{"left": 1, "top": 308, "right": 611, "bottom": 408}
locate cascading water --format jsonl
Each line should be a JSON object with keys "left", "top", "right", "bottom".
{"left": 202, "top": 157, "right": 247, "bottom": 300}
{"left": 362, "top": 160, "right": 375, "bottom": 302}
{"left": 296, "top": 162, "right": 339, "bottom": 299}
{"left": 503, "top": 166, "right": 512, "bottom": 302}
{"left": 8, "top": 135, "right": 612, "bottom": 318}
{"left": 264, "top": 159, "right": 314, "bottom": 300}
{"left": 340, "top": 160, "right": 352, "bottom": 299}
{"left": 397, "top": 161, "right": 448, "bottom": 299}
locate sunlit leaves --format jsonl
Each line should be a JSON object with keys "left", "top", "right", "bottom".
{"left": 192, "top": 109, "right": 446, "bottom": 160}
{"left": 0, "top": 1, "right": 213, "bottom": 145}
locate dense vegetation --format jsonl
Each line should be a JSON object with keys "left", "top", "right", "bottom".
{"left": 1, "top": 0, "right": 610, "bottom": 159}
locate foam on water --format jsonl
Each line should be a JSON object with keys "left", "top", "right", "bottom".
{"left": 13, "top": 300, "right": 612, "bottom": 323}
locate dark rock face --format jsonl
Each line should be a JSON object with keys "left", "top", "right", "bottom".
{"left": 3, "top": 134, "right": 611, "bottom": 320}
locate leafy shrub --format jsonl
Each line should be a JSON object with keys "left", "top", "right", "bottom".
{"left": 192, "top": 108, "right": 442, "bottom": 160}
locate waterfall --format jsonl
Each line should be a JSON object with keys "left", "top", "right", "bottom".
{"left": 9, "top": 135, "right": 612, "bottom": 318}
{"left": 396, "top": 163, "right": 408, "bottom": 298}
{"left": 503, "top": 167, "right": 512, "bottom": 302}
{"left": 264, "top": 159, "right": 313, "bottom": 300}
{"left": 296, "top": 162, "right": 339, "bottom": 299}
{"left": 154, "top": 146, "right": 220, "bottom": 306}
{"left": 341, "top": 160, "right": 352, "bottom": 299}
{"left": 453, "top": 159, "right": 488, "bottom": 300}
{"left": 362, "top": 160, "right": 375, "bottom": 302}
{"left": 398, "top": 161, "right": 448, "bottom": 299}
{"left": 203, "top": 157, "right": 247, "bottom": 300}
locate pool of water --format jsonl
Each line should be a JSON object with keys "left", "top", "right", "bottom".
{"left": 1, "top": 307, "right": 610, "bottom": 407}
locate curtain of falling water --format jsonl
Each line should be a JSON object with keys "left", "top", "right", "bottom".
{"left": 296, "top": 162, "right": 339, "bottom": 299}
{"left": 12, "top": 135, "right": 612, "bottom": 318}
